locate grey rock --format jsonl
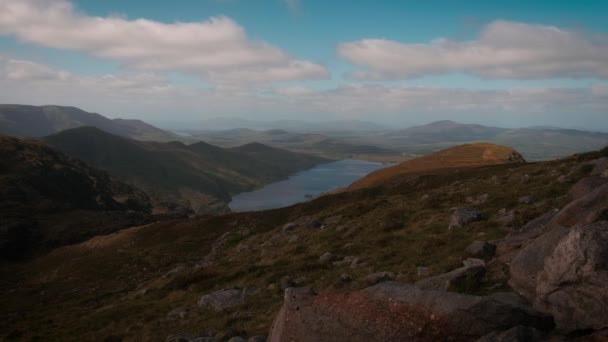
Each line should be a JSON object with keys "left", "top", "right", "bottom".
{"left": 465, "top": 240, "right": 496, "bottom": 260}
{"left": 557, "top": 175, "right": 570, "bottom": 184}
{"left": 236, "top": 243, "right": 249, "bottom": 253}
{"left": 416, "top": 259, "right": 486, "bottom": 292}
{"left": 534, "top": 222, "right": 608, "bottom": 332}
{"left": 416, "top": 266, "right": 430, "bottom": 277}
{"left": 477, "top": 326, "right": 543, "bottom": 342}
{"left": 568, "top": 176, "right": 608, "bottom": 200}
{"left": 521, "top": 174, "right": 531, "bottom": 183}
{"left": 318, "top": 252, "right": 335, "bottom": 264}
{"left": 363, "top": 271, "right": 395, "bottom": 285}
{"left": 518, "top": 195, "right": 535, "bottom": 204}
{"left": 167, "top": 307, "right": 190, "bottom": 320}
{"left": 322, "top": 215, "right": 342, "bottom": 225}
{"left": 281, "top": 222, "right": 298, "bottom": 233}
{"left": 588, "top": 157, "right": 608, "bottom": 176}
{"left": 197, "top": 288, "right": 258, "bottom": 311}
{"left": 449, "top": 207, "right": 482, "bottom": 230}
{"left": 287, "top": 235, "right": 299, "bottom": 243}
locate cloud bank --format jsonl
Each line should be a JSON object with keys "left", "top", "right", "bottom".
{"left": 338, "top": 20, "right": 608, "bottom": 80}
{"left": 0, "top": 0, "right": 328, "bottom": 83}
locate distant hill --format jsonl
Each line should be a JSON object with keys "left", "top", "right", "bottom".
{"left": 187, "top": 128, "right": 400, "bottom": 161}
{"left": 347, "top": 143, "right": 525, "bottom": 190}
{"left": 43, "top": 127, "right": 328, "bottom": 214}
{"left": 0, "top": 135, "right": 153, "bottom": 259}
{"left": 0, "top": 104, "right": 177, "bottom": 141}
{"left": 182, "top": 117, "right": 387, "bottom": 132}
{"left": 382, "top": 120, "right": 608, "bottom": 160}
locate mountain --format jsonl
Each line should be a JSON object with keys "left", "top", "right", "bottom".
{"left": 0, "top": 104, "right": 177, "bottom": 141}
{"left": 3, "top": 144, "right": 607, "bottom": 340}
{"left": 0, "top": 135, "right": 153, "bottom": 260}
{"left": 381, "top": 120, "right": 608, "bottom": 160}
{"left": 347, "top": 143, "right": 526, "bottom": 190}
{"left": 43, "top": 127, "right": 328, "bottom": 214}
{"left": 186, "top": 128, "right": 401, "bottom": 161}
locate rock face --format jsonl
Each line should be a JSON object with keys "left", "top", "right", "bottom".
{"left": 197, "top": 288, "right": 258, "bottom": 311}
{"left": 568, "top": 177, "right": 608, "bottom": 200}
{"left": 534, "top": 223, "right": 608, "bottom": 332}
{"left": 267, "top": 283, "right": 553, "bottom": 342}
{"left": 449, "top": 208, "right": 482, "bottom": 230}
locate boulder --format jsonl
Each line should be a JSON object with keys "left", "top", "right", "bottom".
{"left": 318, "top": 252, "right": 335, "bottom": 264}
{"left": 518, "top": 195, "right": 535, "bottom": 205}
{"left": 465, "top": 241, "right": 496, "bottom": 260}
{"left": 551, "top": 182, "right": 608, "bottom": 228}
{"left": 416, "top": 258, "right": 486, "bottom": 292}
{"left": 197, "top": 288, "right": 258, "bottom": 311}
{"left": 534, "top": 222, "right": 608, "bottom": 332}
{"left": 449, "top": 208, "right": 482, "bottom": 230}
{"left": 267, "top": 283, "right": 553, "bottom": 342}
{"left": 587, "top": 157, "right": 608, "bottom": 176}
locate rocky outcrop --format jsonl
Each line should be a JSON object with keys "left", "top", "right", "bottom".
{"left": 268, "top": 283, "right": 553, "bottom": 342}
{"left": 568, "top": 177, "right": 608, "bottom": 200}
{"left": 534, "top": 223, "right": 608, "bottom": 332}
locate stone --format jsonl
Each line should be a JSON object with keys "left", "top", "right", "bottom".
{"left": 287, "top": 235, "right": 299, "bottom": 243}
{"left": 322, "top": 215, "right": 342, "bottom": 225}
{"left": 518, "top": 195, "right": 534, "bottom": 204}
{"left": 197, "top": 288, "right": 258, "bottom": 311}
{"left": 557, "top": 175, "right": 569, "bottom": 184}
{"left": 521, "top": 174, "right": 531, "bottom": 183}
{"left": 236, "top": 243, "right": 249, "bottom": 253}
{"left": 534, "top": 222, "right": 608, "bottom": 332}
{"left": 318, "top": 252, "right": 335, "bottom": 264}
{"left": 603, "top": 169, "right": 608, "bottom": 178}
{"left": 416, "top": 259, "right": 486, "bottom": 292}
{"left": 281, "top": 223, "right": 298, "bottom": 234}
{"left": 551, "top": 182, "right": 608, "bottom": 228}
{"left": 449, "top": 207, "right": 482, "bottom": 230}
{"left": 267, "top": 283, "right": 553, "bottom": 342}
{"left": 588, "top": 157, "right": 608, "bottom": 176}
{"left": 167, "top": 307, "right": 190, "bottom": 320}
{"left": 363, "top": 271, "right": 395, "bottom": 285}
{"left": 465, "top": 240, "right": 496, "bottom": 260}
{"left": 338, "top": 273, "right": 352, "bottom": 284}
{"left": 477, "top": 326, "right": 544, "bottom": 342}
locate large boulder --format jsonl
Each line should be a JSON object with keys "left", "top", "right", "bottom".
{"left": 534, "top": 222, "right": 608, "bottom": 332}
{"left": 551, "top": 183, "right": 608, "bottom": 228}
{"left": 268, "top": 283, "right": 553, "bottom": 342}
{"left": 568, "top": 177, "right": 608, "bottom": 201}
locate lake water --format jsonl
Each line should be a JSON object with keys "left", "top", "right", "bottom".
{"left": 229, "top": 159, "right": 390, "bottom": 212}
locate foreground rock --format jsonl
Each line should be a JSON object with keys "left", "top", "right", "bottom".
{"left": 449, "top": 207, "right": 482, "bottom": 230}
{"left": 268, "top": 283, "right": 553, "bottom": 342}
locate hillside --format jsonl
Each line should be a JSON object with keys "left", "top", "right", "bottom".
{"left": 1, "top": 145, "right": 607, "bottom": 340}
{"left": 0, "top": 136, "right": 153, "bottom": 260}
{"left": 347, "top": 143, "right": 526, "bottom": 190}
{"left": 0, "top": 104, "right": 177, "bottom": 141}
{"left": 43, "top": 127, "right": 328, "bottom": 214}
{"left": 380, "top": 120, "right": 608, "bottom": 160}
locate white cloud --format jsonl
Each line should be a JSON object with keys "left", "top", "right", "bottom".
{"left": 0, "top": 0, "right": 328, "bottom": 83}
{"left": 1, "top": 57, "right": 607, "bottom": 127}
{"left": 338, "top": 20, "right": 608, "bottom": 80}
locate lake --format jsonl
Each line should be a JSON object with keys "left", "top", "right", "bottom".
{"left": 229, "top": 159, "right": 390, "bottom": 212}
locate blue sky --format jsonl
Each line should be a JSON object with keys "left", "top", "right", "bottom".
{"left": 0, "top": 0, "right": 607, "bottom": 129}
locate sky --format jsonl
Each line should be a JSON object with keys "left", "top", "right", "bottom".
{"left": 0, "top": 0, "right": 607, "bottom": 129}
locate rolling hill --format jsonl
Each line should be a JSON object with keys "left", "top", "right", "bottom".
{"left": 347, "top": 143, "right": 526, "bottom": 190}
{"left": 43, "top": 127, "right": 328, "bottom": 215}
{"left": 0, "top": 104, "right": 177, "bottom": 141}
{"left": 0, "top": 135, "right": 154, "bottom": 259}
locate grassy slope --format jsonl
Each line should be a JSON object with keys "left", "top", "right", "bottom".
{"left": 347, "top": 143, "right": 524, "bottom": 190}
{"left": 2, "top": 146, "right": 605, "bottom": 341}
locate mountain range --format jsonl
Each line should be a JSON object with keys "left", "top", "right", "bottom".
{"left": 0, "top": 104, "right": 177, "bottom": 141}
{"left": 43, "top": 127, "right": 328, "bottom": 215}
